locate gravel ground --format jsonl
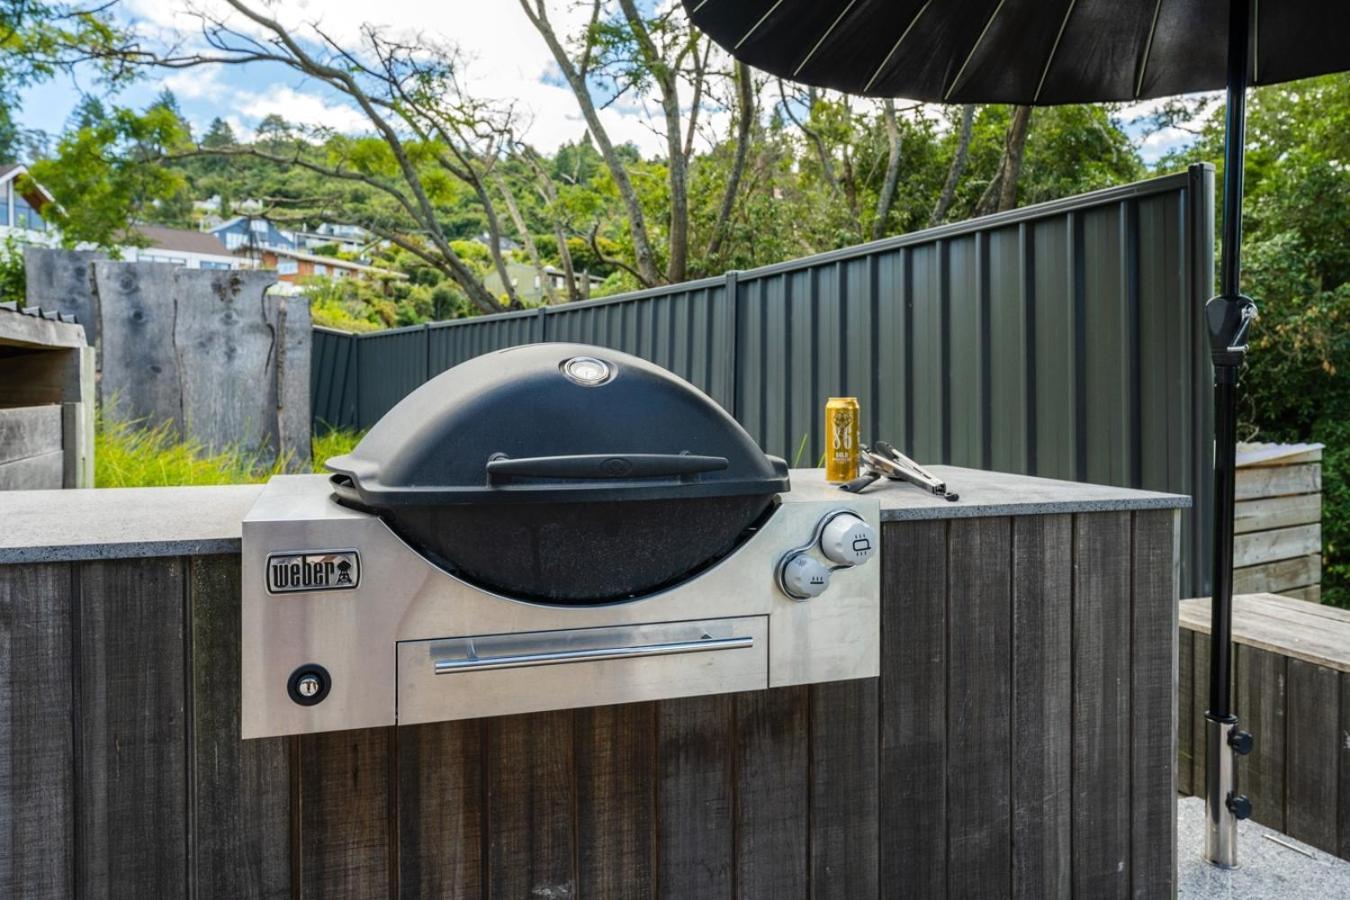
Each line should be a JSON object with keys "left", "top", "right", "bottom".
{"left": 1178, "top": 797, "right": 1350, "bottom": 898}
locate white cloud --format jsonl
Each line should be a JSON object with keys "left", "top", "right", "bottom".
{"left": 161, "top": 67, "right": 229, "bottom": 102}
{"left": 1118, "top": 92, "right": 1223, "bottom": 164}
{"left": 239, "top": 85, "right": 371, "bottom": 133}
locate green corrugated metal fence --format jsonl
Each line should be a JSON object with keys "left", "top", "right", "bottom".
{"left": 311, "top": 165, "right": 1215, "bottom": 594}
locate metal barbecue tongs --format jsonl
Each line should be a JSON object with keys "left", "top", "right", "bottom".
{"left": 838, "top": 441, "right": 959, "bottom": 501}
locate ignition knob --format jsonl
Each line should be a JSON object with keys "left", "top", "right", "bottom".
{"left": 819, "top": 513, "right": 878, "bottom": 566}
{"left": 288, "top": 664, "right": 331, "bottom": 707}
{"left": 780, "top": 553, "right": 831, "bottom": 599}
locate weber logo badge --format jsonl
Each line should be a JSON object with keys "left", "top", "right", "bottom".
{"left": 267, "top": 551, "right": 360, "bottom": 594}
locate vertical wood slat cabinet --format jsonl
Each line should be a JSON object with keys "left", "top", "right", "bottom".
{"left": 0, "top": 475, "right": 1184, "bottom": 899}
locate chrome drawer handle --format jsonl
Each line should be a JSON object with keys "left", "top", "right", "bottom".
{"left": 433, "top": 635, "right": 754, "bottom": 674}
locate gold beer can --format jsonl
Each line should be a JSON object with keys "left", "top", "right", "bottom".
{"left": 824, "top": 397, "right": 860, "bottom": 482}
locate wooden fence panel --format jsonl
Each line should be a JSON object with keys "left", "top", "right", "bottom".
{"left": 1072, "top": 512, "right": 1133, "bottom": 899}
{"left": 0, "top": 506, "right": 1181, "bottom": 898}
{"left": 76, "top": 558, "right": 188, "bottom": 899}
{"left": 809, "top": 678, "right": 879, "bottom": 900}
{"left": 879, "top": 519, "right": 948, "bottom": 897}
{"left": 1285, "top": 659, "right": 1340, "bottom": 850}
{"left": 735, "top": 687, "right": 809, "bottom": 899}
{"left": 94, "top": 262, "right": 184, "bottom": 430}
{"left": 0, "top": 406, "right": 62, "bottom": 464}
{"left": 396, "top": 720, "right": 483, "bottom": 900}
{"left": 655, "top": 695, "right": 734, "bottom": 899}
{"left": 947, "top": 518, "right": 1013, "bottom": 897}
{"left": 0, "top": 564, "right": 74, "bottom": 899}
{"left": 188, "top": 556, "right": 290, "bottom": 899}
{"left": 174, "top": 270, "right": 286, "bottom": 458}
{"left": 297, "top": 728, "right": 394, "bottom": 899}
{"left": 1236, "top": 644, "right": 1287, "bottom": 834}
{"left": 485, "top": 711, "right": 575, "bottom": 899}
{"left": 576, "top": 703, "right": 656, "bottom": 898}
{"left": 1011, "top": 514, "right": 1073, "bottom": 899}
{"left": 92, "top": 262, "right": 306, "bottom": 467}
{"left": 1131, "top": 510, "right": 1178, "bottom": 900}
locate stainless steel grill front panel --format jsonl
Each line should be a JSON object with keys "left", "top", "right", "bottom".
{"left": 241, "top": 475, "right": 880, "bottom": 738}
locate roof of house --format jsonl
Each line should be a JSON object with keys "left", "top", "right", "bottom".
{"left": 210, "top": 214, "right": 295, "bottom": 238}
{"left": 0, "top": 163, "right": 56, "bottom": 205}
{"left": 263, "top": 246, "right": 405, "bottom": 279}
{"left": 134, "top": 224, "right": 234, "bottom": 257}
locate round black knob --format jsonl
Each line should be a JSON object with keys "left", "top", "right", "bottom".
{"left": 1227, "top": 793, "right": 1252, "bottom": 820}
{"left": 288, "top": 664, "right": 331, "bottom": 706}
{"left": 1229, "top": 729, "right": 1255, "bottom": 755}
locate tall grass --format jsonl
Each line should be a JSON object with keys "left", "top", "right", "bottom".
{"left": 311, "top": 426, "right": 362, "bottom": 468}
{"left": 95, "top": 415, "right": 364, "bottom": 488}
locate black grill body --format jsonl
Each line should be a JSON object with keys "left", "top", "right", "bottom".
{"left": 326, "top": 343, "right": 789, "bottom": 602}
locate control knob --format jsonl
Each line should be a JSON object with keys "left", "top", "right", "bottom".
{"left": 819, "top": 513, "right": 878, "bottom": 566}
{"left": 780, "top": 553, "right": 831, "bottom": 599}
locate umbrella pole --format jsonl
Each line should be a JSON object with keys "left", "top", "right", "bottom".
{"left": 1203, "top": 0, "right": 1259, "bottom": 869}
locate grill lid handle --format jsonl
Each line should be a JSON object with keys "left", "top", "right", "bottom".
{"left": 486, "top": 453, "right": 729, "bottom": 482}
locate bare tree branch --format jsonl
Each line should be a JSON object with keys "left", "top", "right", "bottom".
{"left": 705, "top": 60, "right": 754, "bottom": 260}
{"left": 931, "top": 104, "right": 975, "bottom": 226}
{"left": 492, "top": 167, "right": 557, "bottom": 304}
{"left": 871, "top": 98, "right": 902, "bottom": 241}
{"left": 518, "top": 0, "right": 660, "bottom": 286}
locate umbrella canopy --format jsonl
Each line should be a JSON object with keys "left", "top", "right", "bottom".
{"left": 685, "top": 0, "right": 1348, "bottom": 103}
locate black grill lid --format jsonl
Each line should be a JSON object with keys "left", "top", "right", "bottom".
{"left": 326, "top": 343, "right": 789, "bottom": 507}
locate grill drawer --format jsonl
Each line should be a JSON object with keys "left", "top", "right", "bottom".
{"left": 397, "top": 616, "right": 768, "bottom": 723}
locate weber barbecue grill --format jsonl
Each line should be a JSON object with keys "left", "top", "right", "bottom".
{"left": 241, "top": 344, "right": 880, "bottom": 737}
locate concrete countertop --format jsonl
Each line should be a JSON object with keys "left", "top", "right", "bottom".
{"left": 0, "top": 467, "right": 1187, "bottom": 563}
{"left": 788, "top": 466, "right": 1189, "bottom": 520}
{"left": 0, "top": 484, "right": 262, "bottom": 563}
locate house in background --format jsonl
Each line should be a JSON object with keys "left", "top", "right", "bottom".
{"left": 209, "top": 215, "right": 297, "bottom": 257}
{"left": 483, "top": 260, "right": 605, "bottom": 305}
{"left": 294, "top": 222, "right": 372, "bottom": 256}
{"left": 0, "top": 164, "right": 56, "bottom": 246}
{"left": 255, "top": 245, "right": 403, "bottom": 291}
{"left": 124, "top": 225, "right": 246, "bottom": 270}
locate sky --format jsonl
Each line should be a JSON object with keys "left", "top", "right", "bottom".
{"left": 17, "top": 0, "right": 1211, "bottom": 164}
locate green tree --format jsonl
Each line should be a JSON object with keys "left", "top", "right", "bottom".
{"left": 201, "top": 117, "right": 237, "bottom": 149}
{"left": 0, "top": 0, "right": 134, "bottom": 159}
{"left": 29, "top": 100, "right": 190, "bottom": 248}
{"left": 1157, "top": 73, "right": 1350, "bottom": 606}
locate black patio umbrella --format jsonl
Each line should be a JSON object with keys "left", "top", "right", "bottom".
{"left": 685, "top": 0, "right": 1350, "bottom": 869}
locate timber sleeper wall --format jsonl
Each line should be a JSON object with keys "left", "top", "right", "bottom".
{"left": 0, "top": 304, "right": 94, "bottom": 490}
{"left": 1233, "top": 443, "right": 1323, "bottom": 602}
{"left": 0, "top": 507, "right": 1179, "bottom": 899}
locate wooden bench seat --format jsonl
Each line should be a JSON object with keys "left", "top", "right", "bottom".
{"left": 1178, "top": 593, "right": 1350, "bottom": 860}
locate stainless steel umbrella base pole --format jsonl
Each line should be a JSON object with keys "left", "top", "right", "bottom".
{"left": 1205, "top": 714, "right": 1243, "bottom": 867}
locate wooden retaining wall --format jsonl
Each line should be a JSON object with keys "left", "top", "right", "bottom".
{"left": 0, "top": 511, "right": 1178, "bottom": 898}
{"left": 24, "top": 250, "right": 311, "bottom": 470}
{"left": 1234, "top": 443, "right": 1323, "bottom": 602}
{"left": 0, "top": 305, "right": 94, "bottom": 489}
{"left": 1178, "top": 593, "right": 1350, "bottom": 861}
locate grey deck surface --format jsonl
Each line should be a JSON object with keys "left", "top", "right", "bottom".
{"left": 789, "top": 466, "right": 1189, "bottom": 520}
{"left": 1178, "top": 797, "right": 1350, "bottom": 898}
{"left": 0, "top": 484, "right": 261, "bottom": 562}
{"left": 0, "top": 467, "right": 1186, "bottom": 563}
